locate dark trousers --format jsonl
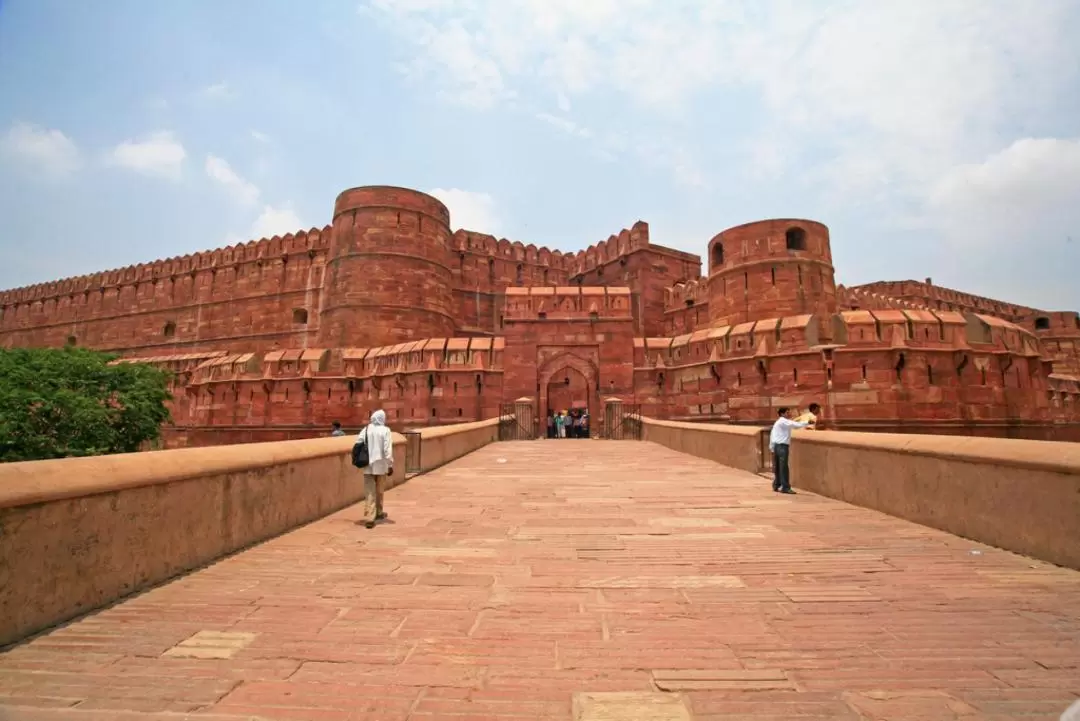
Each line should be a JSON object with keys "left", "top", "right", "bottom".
{"left": 772, "top": 444, "right": 791, "bottom": 491}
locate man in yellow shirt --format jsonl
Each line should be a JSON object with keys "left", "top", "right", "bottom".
{"left": 794, "top": 403, "right": 821, "bottom": 429}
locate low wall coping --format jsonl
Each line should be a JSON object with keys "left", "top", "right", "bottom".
{"left": 642, "top": 417, "right": 766, "bottom": 438}
{"left": 412, "top": 417, "right": 500, "bottom": 440}
{"left": 0, "top": 434, "right": 406, "bottom": 511}
{"left": 795, "top": 430, "right": 1080, "bottom": 475}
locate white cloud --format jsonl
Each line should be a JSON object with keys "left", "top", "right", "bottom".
{"left": 1, "top": 122, "right": 81, "bottom": 178}
{"left": 250, "top": 130, "right": 271, "bottom": 143}
{"left": 205, "top": 154, "right": 260, "bottom": 206}
{"left": 250, "top": 204, "right": 304, "bottom": 239}
{"left": 928, "top": 137, "right": 1080, "bottom": 252}
{"left": 202, "top": 82, "right": 232, "bottom": 99}
{"left": 429, "top": 188, "right": 500, "bottom": 233}
{"left": 535, "top": 112, "right": 590, "bottom": 138}
{"left": 368, "top": 0, "right": 1078, "bottom": 196}
{"left": 108, "top": 131, "right": 186, "bottom": 180}
{"left": 925, "top": 137, "right": 1080, "bottom": 308}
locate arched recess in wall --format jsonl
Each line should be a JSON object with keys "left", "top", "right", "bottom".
{"left": 785, "top": 227, "right": 807, "bottom": 251}
{"left": 711, "top": 242, "right": 724, "bottom": 272}
{"left": 292, "top": 308, "right": 308, "bottom": 325}
{"left": 163, "top": 321, "right": 176, "bottom": 338}
{"left": 537, "top": 351, "right": 599, "bottom": 417}
{"left": 1035, "top": 317, "right": 1050, "bottom": 330}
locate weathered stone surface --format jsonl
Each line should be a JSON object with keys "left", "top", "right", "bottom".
{"left": 2, "top": 442, "right": 1078, "bottom": 719}
{"left": 1, "top": 185, "right": 1078, "bottom": 444}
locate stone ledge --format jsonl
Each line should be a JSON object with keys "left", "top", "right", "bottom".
{"left": 0, "top": 434, "right": 404, "bottom": 511}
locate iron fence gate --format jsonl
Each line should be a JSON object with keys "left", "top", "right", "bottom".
{"left": 498, "top": 403, "right": 537, "bottom": 440}
{"left": 603, "top": 404, "right": 643, "bottom": 440}
{"left": 403, "top": 431, "right": 422, "bottom": 475}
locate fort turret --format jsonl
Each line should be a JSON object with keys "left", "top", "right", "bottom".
{"left": 318, "top": 186, "right": 456, "bottom": 348}
{"left": 707, "top": 219, "right": 837, "bottom": 327}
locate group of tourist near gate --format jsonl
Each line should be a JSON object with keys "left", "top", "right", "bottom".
{"left": 1, "top": 185, "right": 1079, "bottom": 719}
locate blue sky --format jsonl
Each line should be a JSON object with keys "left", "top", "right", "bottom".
{"left": 2, "top": 0, "right": 1079, "bottom": 310}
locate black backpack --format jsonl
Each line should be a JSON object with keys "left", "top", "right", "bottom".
{"left": 351, "top": 427, "right": 370, "bottom": 468}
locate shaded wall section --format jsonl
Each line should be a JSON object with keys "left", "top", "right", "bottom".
{"left": 636, "top": 415, "right": 1080, "bottom": 570}
{"left": 789, "top": 431, "right": 1080, "bottom": 571}
{"left": 0, "top": 419, "right": 501, "bottom": 647}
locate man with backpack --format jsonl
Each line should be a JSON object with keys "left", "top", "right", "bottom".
{"left": 351, "top": 409, "right": 394, "bottom": 529}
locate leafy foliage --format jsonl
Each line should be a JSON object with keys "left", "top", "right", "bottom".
{"left": 0, "top": 347, "right": 172, "bottom": 462}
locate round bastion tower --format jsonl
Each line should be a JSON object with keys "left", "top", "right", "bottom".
{"left": 707, "top": 219, "right": 837, "bottom": 327}
{"left": 317, "top": 186, "right": 455, "bottom": 348}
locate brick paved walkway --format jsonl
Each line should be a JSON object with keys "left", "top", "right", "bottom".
{"left": 2, "top": 441, "right": 1079, "bottom": 720}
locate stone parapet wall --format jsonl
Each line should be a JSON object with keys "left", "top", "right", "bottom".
{"left": 0, "top": 419, "right": 500, "bottom": 647}
{"left": 637, "top": 415, "right": 1080, "bottom": 570}
{"left": 638, "top": 416, "right": 765, "bottom": 474}
{"left": 789, "top": 431, "right": 1080, "bottom": 570}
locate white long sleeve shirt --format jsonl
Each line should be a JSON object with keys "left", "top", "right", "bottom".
{"left": 357, "top": 424, "right": 393, "bottom": 475}
{"left": 769, "top": 417, "right": 810, "bottom": 451}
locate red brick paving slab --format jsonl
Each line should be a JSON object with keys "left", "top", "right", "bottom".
{"left": 2, "top": 441, "right": 1080, "bottom": 720}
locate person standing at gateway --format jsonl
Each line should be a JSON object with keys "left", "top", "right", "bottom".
{"left": 357, "top": 409, "right": 394, "bottom": 529}
{"left": 769, "top": 407, "right": 813, "bottom": 494}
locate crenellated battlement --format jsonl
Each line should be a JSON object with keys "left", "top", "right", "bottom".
{"left": 4, "top": 187, "right": 1079, "bottom": 443}
{"left": 849, "top": 279, "right": 1045, "bottom": 322}
{"left": 0, "top": 226, "right": 332, "bottom": 306}
{"left": 569, "top": 220, "right": 651, "bottom": 275}
{"left": 450, "top": 229, "right": 573, "bottom": 270}
{"left": 663, "top": 277, "right": 709, "bottom": 311}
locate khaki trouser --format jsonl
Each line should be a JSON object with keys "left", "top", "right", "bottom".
{"left": 363, "top": 473, "right": 386, "bottom": 522}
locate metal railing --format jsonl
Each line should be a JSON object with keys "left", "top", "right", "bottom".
{"left": 758, "top": 428, "right": 774, "bottom": 473}
{"left": 604, "top": 406, "right": 643, "bottom": 440}
{"left": 403, "top": 431, "right": 422, "bottom": 475}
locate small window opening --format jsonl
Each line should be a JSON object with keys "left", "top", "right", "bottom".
{"left": 928, "top": 365, "right": 935, "bottom": 385}
{"left": 292, "top": 308, "right": 308, "bottom": 324}
{"left": 771, "top": 267, "right": 776, "bottom": 285}
{"left": 895, "top": 353, "right": 906, "bottom": 380}
{"left": 861, "top": 363, "right": 867, "bottom": 380}
{"left": 711, "top": 242, "right": 724, "bottom": 270}
{"left": 798, "top": 266, "right": 803, "bottom": 287}
{"left": 163, "top": 321, "right": 176, "bottom": 337}
{"left": 427, "top": 374, "right": 435, "bottom": 392}
{"left": 458, "top": 408, "right": 463, "bottom": 416}
{"left": 743, "top": 271, "right": 748, "bottom": 290}
{"left": 785, "top": 227, "right": 807, "bottom": 251}
{"left": 432, "top": 408, "right": 437, "bottom": 417}
{"left": 793, "top": 368, "right": 799, "bottom": 384}
{"left": 488, "top": 258, "right": 495, "bottom": 282}
{"left": 1035, "top": 317, "right": 1050, "bottom": 331}
{"left": 66, "top": 335, "right": 77, "bottom": 346}
{"left": 685, "top": 299, "right": 694, "bottom": 308}
{"left": 516, "top": 264, "right": 524, "bottom": 284}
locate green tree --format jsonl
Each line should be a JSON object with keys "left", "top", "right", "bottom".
{"left": 0, "top": 347, "right": 172, "bottom": 462}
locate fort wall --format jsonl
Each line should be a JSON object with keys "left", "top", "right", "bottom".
{"left": 0, "top": 229, "right": 331, "bottom": 354}
{"left": 2, "top": 183, "right": 1078, "bottom": 444}
{"left": 567, "top": 221, "right": 702, "bottom": 337}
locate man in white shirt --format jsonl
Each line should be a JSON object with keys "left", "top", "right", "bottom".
{"left": 769, "top": 407, "right": 813, "bottom": 494}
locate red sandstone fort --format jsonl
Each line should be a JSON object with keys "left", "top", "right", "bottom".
{"left": 1, "top": 185, "right": 1078, "bottom": 444}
